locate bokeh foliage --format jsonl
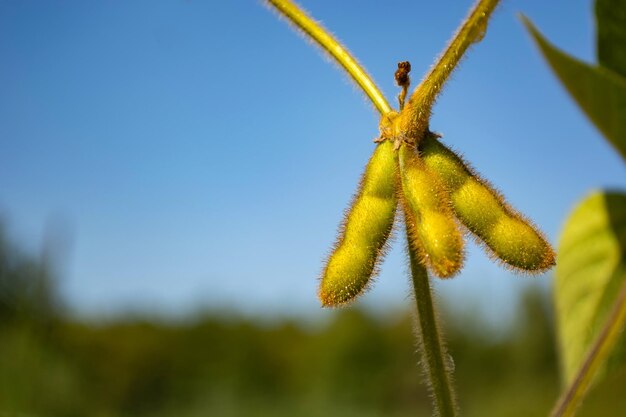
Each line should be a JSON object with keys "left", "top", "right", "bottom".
{"left": 523, "top": 0, "right": 626, "bottom": 395}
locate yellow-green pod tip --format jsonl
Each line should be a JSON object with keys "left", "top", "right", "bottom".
{"left": 319, "top": 245, "right": 374, "bottom": 307}
{"left": 487, "top": 217, "right": 556, "bottom": 272}
{"left": 420, "top": 213, "right": 465, "bottom": 278}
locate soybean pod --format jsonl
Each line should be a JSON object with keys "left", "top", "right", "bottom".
{"left": 420, "top": 133, "right": 555, "bottom": 272}
{"left": 399, "top": 144, "right": 464, "bottom": 278}
{"left": 319, "top": 140, "right": 397, "bottom": 306}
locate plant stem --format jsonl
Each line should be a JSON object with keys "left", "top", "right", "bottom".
{"left": 550, "top": 274, "right": 626, "bottom": 417}
{"left": 266, "top": 0, "right": 393, "bottom": 115}
{"left": 406, "top": 221, "right": 457, "bottom": 417}
{"left": 399, "top": 0, "right": 501, "bottom": 139}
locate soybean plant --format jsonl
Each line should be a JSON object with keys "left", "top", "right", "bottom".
{"left": 266, "top": 1, "right": 555, "bottom": 416}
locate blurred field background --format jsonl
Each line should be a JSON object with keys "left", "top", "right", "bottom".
{"left": 3, "top": 225, "right": 626, "bottom": 417}
{"left": 2, "top": 1, "right": 626, "bottom": 416}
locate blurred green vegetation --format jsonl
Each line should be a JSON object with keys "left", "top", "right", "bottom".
{"left": 1, "top": 224, "right": 625, "bottom": 417}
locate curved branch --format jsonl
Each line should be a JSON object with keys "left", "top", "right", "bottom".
{"left": 266, "top": 0, "right": 393, "bottom": 115}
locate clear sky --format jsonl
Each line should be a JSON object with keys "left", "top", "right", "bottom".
{"left": 1, "top": 0, "right": 624, "bottom": 322}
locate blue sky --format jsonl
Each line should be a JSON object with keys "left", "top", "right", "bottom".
{"left": 1, "top": 0, "right": 624, "bottom": 322}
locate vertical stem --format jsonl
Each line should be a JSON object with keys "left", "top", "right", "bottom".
{"left": 406, "top": 224, "right": 457, "bottom": 417}
{"left": 550, "top": 275, "right": 626, "bottom": 417}
{"left": 398, "top": 85, "right": 408, "bottom": 111}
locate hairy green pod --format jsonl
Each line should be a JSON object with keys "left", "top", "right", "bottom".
{"left": 420, "top": 134, "right": 555, "bottom": 272}
{"left": 399, "top": 144, "right": 464, "bottom": 278}
{"left": 319, "top": 140, "right": 397, "bottom": 306}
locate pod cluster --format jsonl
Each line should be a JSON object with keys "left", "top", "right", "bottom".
{"left": 319, "top": 121, "right": 555, "bottom": 307}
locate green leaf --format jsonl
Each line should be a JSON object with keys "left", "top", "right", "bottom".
{"left": 596, "top": 0, "right": 626, "bottom": 78}
{"left": 521, "top": 16, "right": 626, "bottom": 162}
{"left": 555, "top": 191, "right": 626, "bottom": 385}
